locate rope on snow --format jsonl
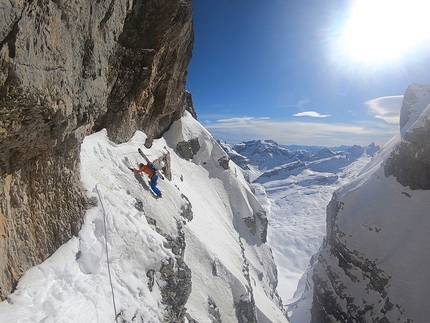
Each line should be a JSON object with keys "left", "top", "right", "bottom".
{"left": 95, "top": 183, "right": 119, "bottom": 323}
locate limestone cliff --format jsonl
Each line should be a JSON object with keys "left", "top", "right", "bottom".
{"left": 0, "top": 0, "right": 193, "bottom": 299}
{"left": 310, "top": 84, "right": 430, "bottom": 322}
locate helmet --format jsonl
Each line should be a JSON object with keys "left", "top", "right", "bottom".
{"left": 139, "top": 163, "right": 144, "bottom": 168}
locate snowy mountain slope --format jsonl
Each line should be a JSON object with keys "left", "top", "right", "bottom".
{"left": 219, "top": 139, "right": 378, "bottom": 318}
{"left": 0, "top": 112, "right": 287, "bottom": 323}
{"left": 309, "top": 84, "right": 430, "bottom": 322}
{"left": 219, "top": 140, "right": 299, "bottom": 182}
{"left": 253, "top": 161, "right": 307, "bottom": 184}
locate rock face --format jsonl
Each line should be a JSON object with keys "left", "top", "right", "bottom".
{"left": 310, "top": 84, "right": 430, "bottom": 323}
{"left": 185, "top": 90, "right": 197, "bottom": 120}
{"left": 0, "top": 0, "right": 193, "bottom": 299}
{"left": 399, "top": 83, "right": 430, "bottom": 136}
{"left": 385, "top": 84, "right": 430, "bottom": 190}
{"left": 176, "top": 138, "right": 201, "bottom": 160}
{"left": 385, "top": 111, "right": 430, "bottom": 189}
{"left": 94, "top": 0, "right": 194, "bottom": 143}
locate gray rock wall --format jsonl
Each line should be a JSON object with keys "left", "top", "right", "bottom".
{"left": 385, "top": 108, "right": 430, "bottom": 190}
{"left": 0, "top": 0, "right": 193, "bottom": 299}
{"left": 391, "top": 84, "right": 430, "bottom": 189}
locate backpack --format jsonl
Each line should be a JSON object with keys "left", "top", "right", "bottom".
{"left": 148, "top": 162, "right": 158, "bottom": 174}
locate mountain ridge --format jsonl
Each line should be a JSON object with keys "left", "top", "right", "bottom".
{"left": 219, "top": 139, "right": 379, "bottom": 182}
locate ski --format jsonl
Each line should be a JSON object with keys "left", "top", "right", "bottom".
{"left": 138, "top": 148, "right": 150, "bottom": 162}
{"left": 122, "top": 158, "right": 134, "bottom": 171}
{"left": 138, "top": 148, "right": 165, "bottom": 180}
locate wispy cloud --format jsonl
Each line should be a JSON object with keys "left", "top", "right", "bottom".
{"left": 209, "top": 103, "right": 246, "bottom": 109}
{"left": 289, "top": 99, "right": 311, "bottom": 108}
{"left": 293, "top": 111, "right": 330, "bottom": 118}
{"left": 204, "top": 117, "right": 397, "bottom": 146}
{"left": 365, "top": 95, "right": 404, "bottom": 124}
{"left": 297, "top": 99, "right": 311, "bottom": 108}
{"left": 216, "top": 116, "right": 270, "bottom": 125}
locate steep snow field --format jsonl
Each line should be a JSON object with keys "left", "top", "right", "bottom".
{"left": 0, "top": 113, "right": 287, "bottom": 322}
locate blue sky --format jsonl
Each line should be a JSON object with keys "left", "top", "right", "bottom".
{"left": 186, "top": 0, "right": 430, "bottom": 147}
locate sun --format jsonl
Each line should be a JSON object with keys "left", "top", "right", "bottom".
{"left": 335, "top": 0, "right": 430, "bottom": 64}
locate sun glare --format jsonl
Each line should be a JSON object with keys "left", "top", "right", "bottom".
{"left": 336, "top": 0, "right": 430, "bottom": 63}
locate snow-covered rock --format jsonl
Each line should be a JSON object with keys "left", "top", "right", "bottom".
{"left": 311, "top": 147, "right": 336, "bottom": 160}
{"left": 399, "top": 83, "right": 430, "bottom": 137}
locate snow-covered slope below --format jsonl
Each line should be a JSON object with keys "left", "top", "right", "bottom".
{"left": 254, "top": 156, "right": 372, "bottom": 314}
{"left": 0, "top": 113, "right": 287, "bottom": 322}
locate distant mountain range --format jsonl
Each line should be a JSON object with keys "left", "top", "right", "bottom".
{"left": 218, "top": 139, "right": 379, "bottom": 182}
{"left": 281, "top": 144, "right": 351, "bottom": 152}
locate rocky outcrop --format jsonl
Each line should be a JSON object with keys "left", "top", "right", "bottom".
{"left": 217, "top": 155, "right": 230, "bottom": 170}
{"left": 234, "top": 239, "right": 258, "bottom": 323}
{"left": 399, "top": 83, "right": 430, "bottom": 136}
{"left": 160, "top": 219, "right": 192, "bottom": 323}
{"left": 185, "top": 90, "right": 197, "bottom": 120}
{"left": 0, "top": 0, "right": 193, "bottom": 299}
{"left": 243, "top": 210, "right": 268, "bottom": 243}
{"left": 384, "top": 113, "right": 430, "bottom": 189}
{"left": 311, "top": 194, "right": 393, "bottom": 323}
{"left": 385, "top": 85, "right": 430, "bottom": 190}
{"left": 94, "top": 0, "right": 194, "bottom": 144}
{"left": 176, "top": 138, "right": 200, "bottom": 160}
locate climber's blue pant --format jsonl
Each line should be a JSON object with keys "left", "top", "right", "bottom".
{"left": 150, "top": 175, "right": 162, "bottom": 197}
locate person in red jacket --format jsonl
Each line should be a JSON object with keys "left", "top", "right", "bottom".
{"left": 133, "top": 161, "right": 162, "bottom": 199}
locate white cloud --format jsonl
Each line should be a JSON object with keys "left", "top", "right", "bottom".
{"left": 289, "top": 99, "right": 311, "bottom": 108}
{"left": 216, "top": 116, "right": 271, "bottom": 125}
{"left": 365, "top": 95, "right": 403, "bottom": 124}
{"left": 205, "top": 117, "right": 397, "bottom": 146}
{"left": 293, "top": 111, "right": 330, "bottom": 118}
{"left": 297, "top": 99, "right": 311, "bottom": 108}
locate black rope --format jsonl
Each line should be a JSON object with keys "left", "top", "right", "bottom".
{"left": 96, "top": 184, "right": 119, "bottom": 323}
